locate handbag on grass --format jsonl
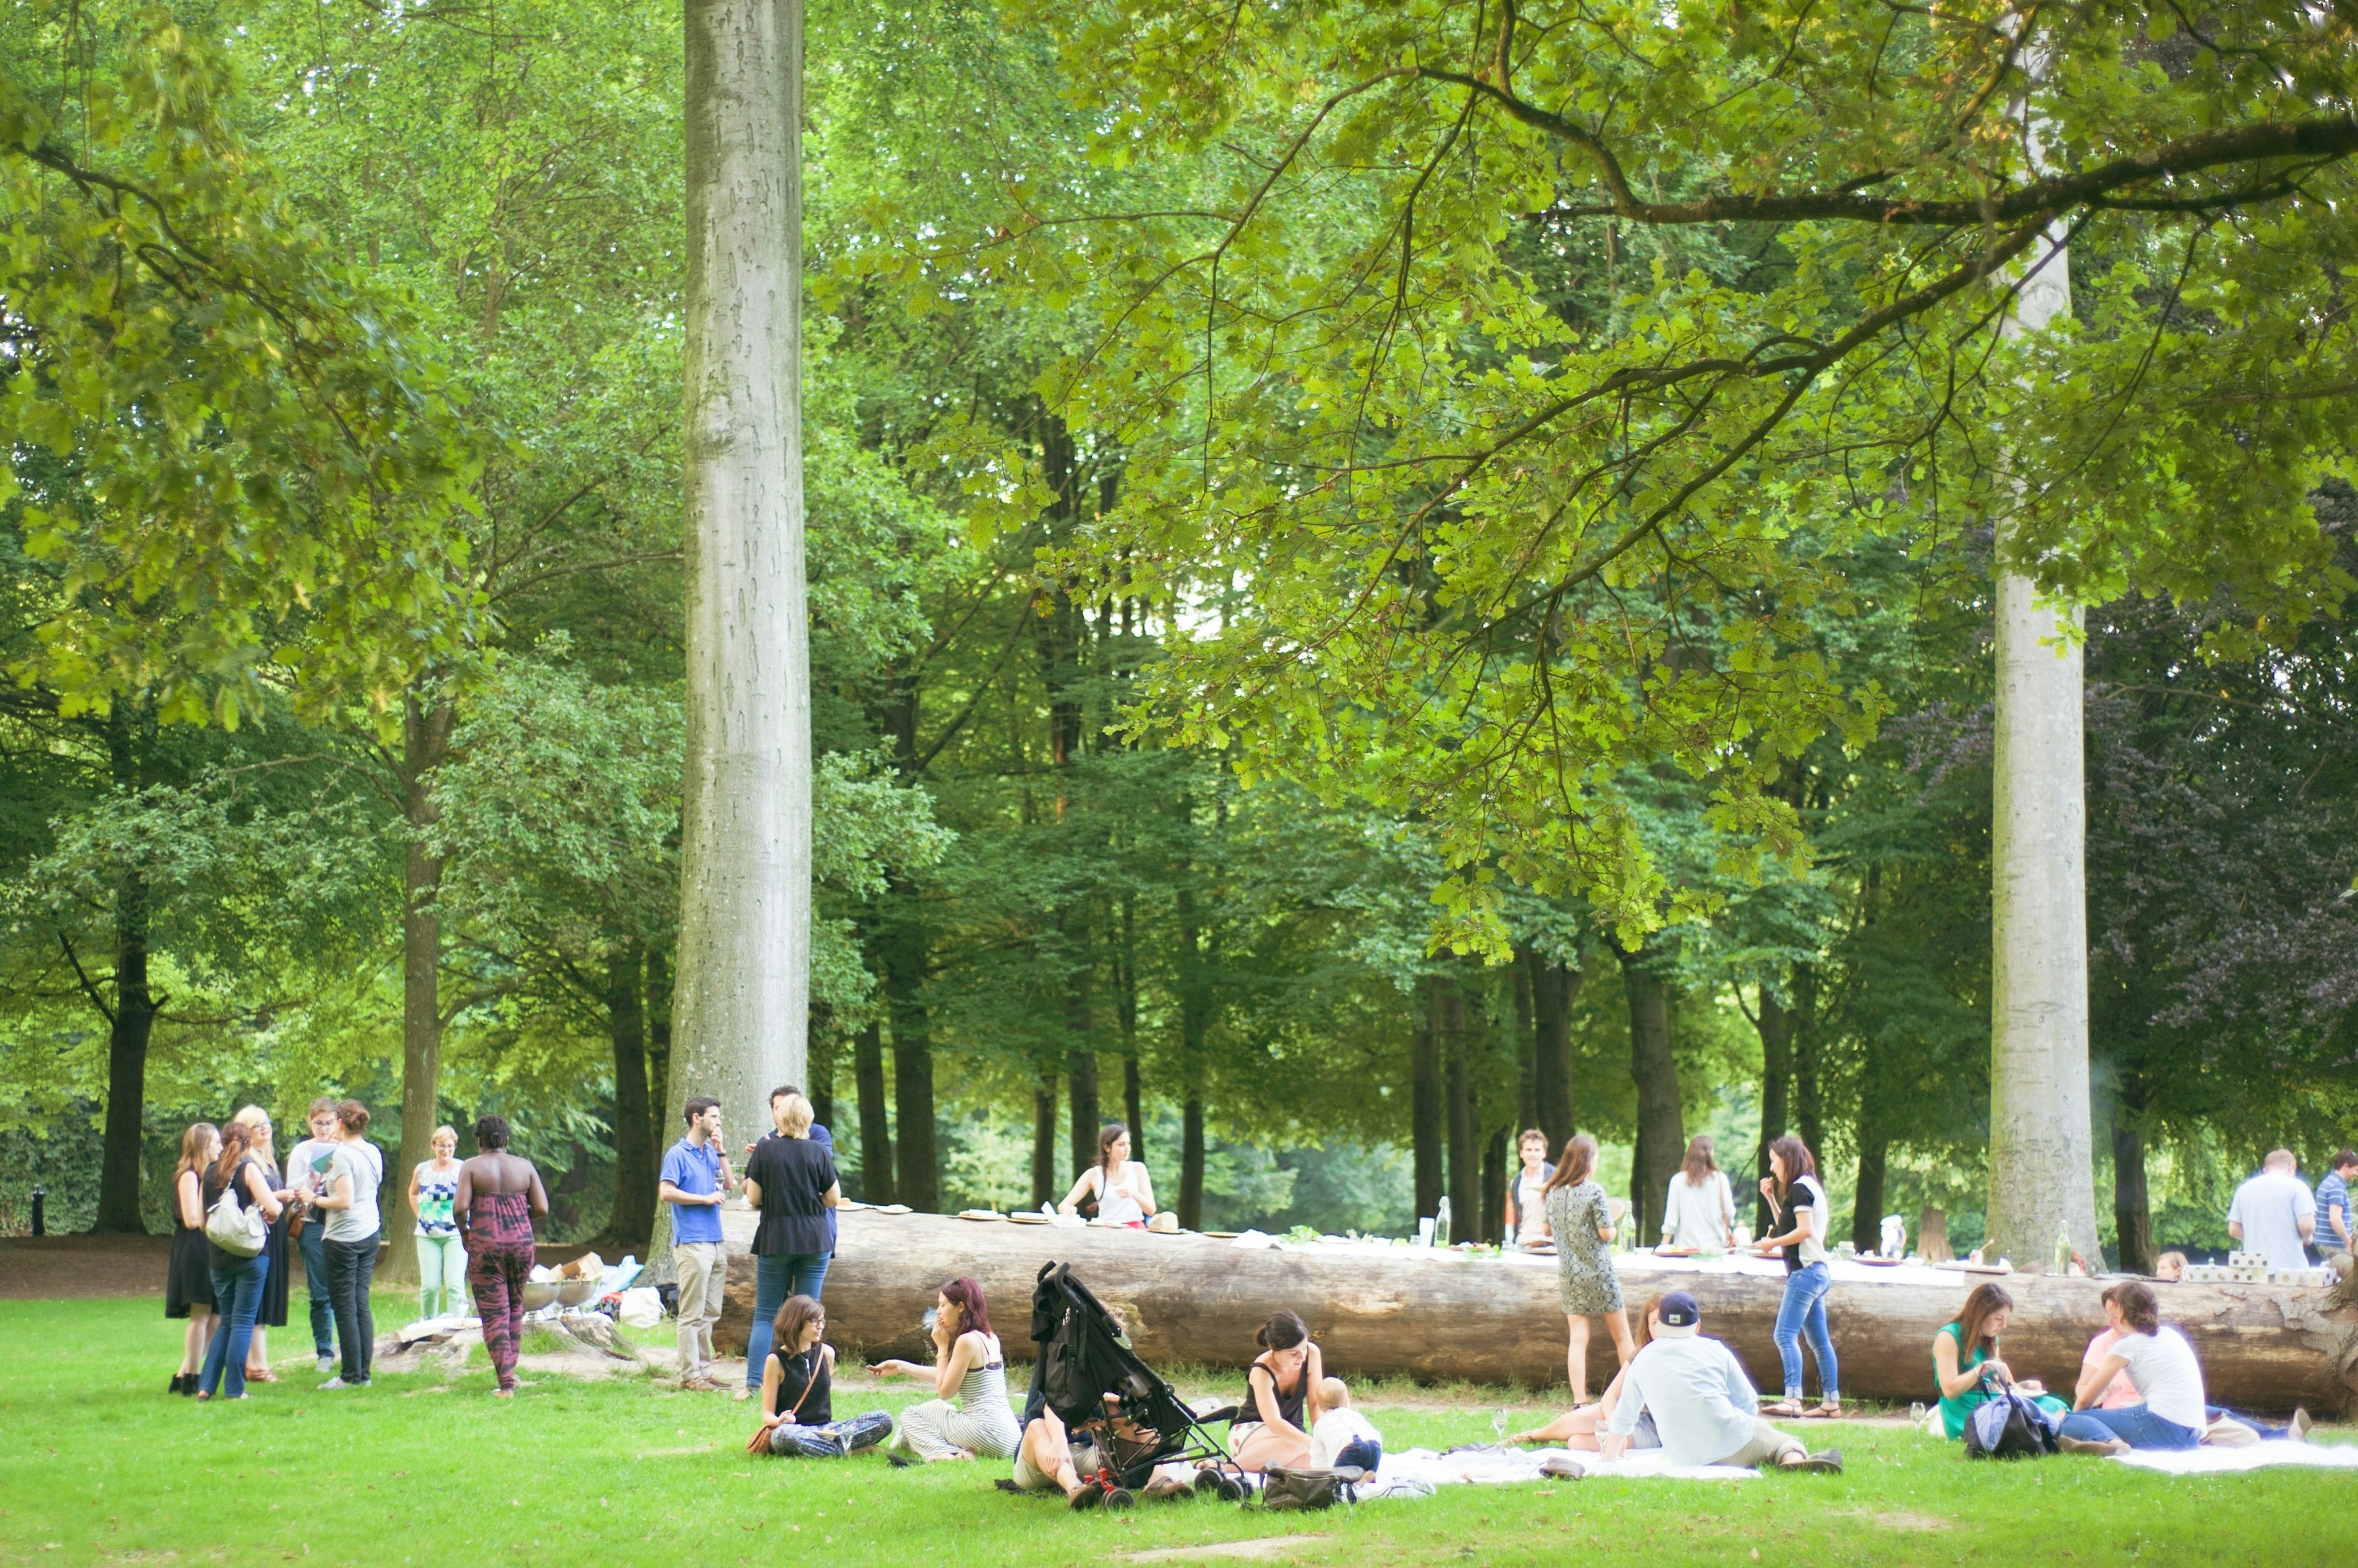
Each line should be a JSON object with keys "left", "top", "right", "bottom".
{"left": 746, "top": 1345, "right": 828, "bottom": 1454}
{"left": 205, "top": 1163, "right": 267, "bottom": 1259}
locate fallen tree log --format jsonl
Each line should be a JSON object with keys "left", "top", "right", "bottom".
{"left": 710, "top": 1210, "right": 2358, "bottom": 1416}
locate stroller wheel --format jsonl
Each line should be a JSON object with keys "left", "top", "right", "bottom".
{"left": 1104, "top": 1488, "right": 1137, "bottom": 1511}
{"left": 1194, "top": 1468, "right": 1245, "bottom": 1503}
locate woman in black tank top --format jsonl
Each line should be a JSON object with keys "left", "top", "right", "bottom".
{"left": 1230, "top": 1310, "right": 1326, "bottom": 1473}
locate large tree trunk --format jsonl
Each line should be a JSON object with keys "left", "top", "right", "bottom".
{"left": 852, "top": 1019, "right": 895, "bottom": 1204}
{"left": 91, "top": 708, "right": 154, "bottom": 1233}
{"left": 1175, "top": 884, "right": 1210, "bottom": 1230}
{"left": 1030, "top": 1069, "right": 1059, "bottom": 1211}
{"left": 1118, "top": 898, "right": 1143, "bottom": 1162}
{"left": 2112, "top": 1109, "right": 2155, "bottom": 1276}
{"left": 1479, "top": 1126, "right": 1508, "bottom": 1246}
{"left": 1527, "top": 950, "right": 1578, "bottom": 1159}
{"left": 1851, "top": 1129, "right": 1888, "bottom": 1252}
{"left": 1986, "top": 51, "right": 2100, "bottom": 1267}
{"left": 1622, "top": 945, "right": 1683, "bottom": 1243}
{"left": 603, "top": 941, "right": 656, "bottom": 1248}
{"left": 1751, "top": 982, "right": 1792, "bottom": 1235}
{"left": 1410, "top": 978, "right": 1445, "bottom": 1225}
{"left": 881, "top": 880, "right": 938, "bottom": 1211}
{"left": 1443, "top": 984, "right": 1476, "bottom": 1235}
{"left": 1511, "top": 949, "right": 1539, "bottom": 1132}
{"left": 1792, "top": 964, "right": 1823, "bottom": 1158}
{"left": 671, "top": 0, "right": 812, "bottom": 1259}
{"left": 386, "top": 694, "right": 454, "bottom": 1281}
{"left": 1063, "top": 907, "right": 1099, "bottom": 1181}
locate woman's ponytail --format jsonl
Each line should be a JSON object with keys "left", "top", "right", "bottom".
{"left": 1255, "top": 1310, "right": 1309, "bottom": 1351}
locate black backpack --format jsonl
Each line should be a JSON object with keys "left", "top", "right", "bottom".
{"left": 1261, "top": 1465, "right": 1366, "bottom": 1510}
{"left": 1965, "top": 1387, "right": 2062, "bottom": 1459}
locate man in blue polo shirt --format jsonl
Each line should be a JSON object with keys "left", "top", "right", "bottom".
{"left": 660, "top": 1096, "right": 732, "bottom": 1390}
{"left": 2316, "top": 1150, "right": 2357, "bottom": 1262}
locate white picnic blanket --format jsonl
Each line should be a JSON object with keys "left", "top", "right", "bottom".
{"left": 2112, "top": 1443, "right": 2358, "bottom": 1475}
{"left": 1374, "top": 1446, "right": 1758, "bottom": 1490}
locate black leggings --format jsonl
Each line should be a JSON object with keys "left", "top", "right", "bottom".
{"left": 324, "top": 1233, "right": 379, "bottom": 1383}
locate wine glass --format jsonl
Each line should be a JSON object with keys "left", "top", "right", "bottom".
{"left": 1493, "top": 1407, "right": 1511, "bottom": 1448}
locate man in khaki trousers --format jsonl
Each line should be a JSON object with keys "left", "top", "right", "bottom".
{"left": 660, "top": 1096, "right": 734, "bottom": 1390}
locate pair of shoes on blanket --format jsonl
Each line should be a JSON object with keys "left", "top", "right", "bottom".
{"left": 2059, "top": 1435, "right": 2131, "bottom": 1457}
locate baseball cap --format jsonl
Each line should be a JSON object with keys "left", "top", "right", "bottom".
{"left": 1655, "top": 1290, "right": 1702, "bottom": 1337}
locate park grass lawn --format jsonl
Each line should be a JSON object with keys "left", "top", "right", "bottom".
{"left": 2, "top": 1295, "right": 2353, "bottom": 1567}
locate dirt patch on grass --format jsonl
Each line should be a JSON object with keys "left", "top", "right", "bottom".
{"left": 1839, "top": 1508, "right": 1952, "bottom": 1532}
{"left": 1125, "top": 1537, "right": 1326, "bottom": 1564}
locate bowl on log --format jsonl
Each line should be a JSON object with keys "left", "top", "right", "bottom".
{"left": 709, "top": 1208, "right": 2358, "bottom": 1416}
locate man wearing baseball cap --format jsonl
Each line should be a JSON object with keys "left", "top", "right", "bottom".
{"left": 1601, "top": 1291, "right": 1842, "bottom": 1473}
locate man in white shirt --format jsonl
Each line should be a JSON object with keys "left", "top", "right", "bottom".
{"left": 2227, "top": 1151, "right": 2315, "bottom": 1271}
{"left": 1601, "top": 1292, "right": 1841, "bottom": 1472}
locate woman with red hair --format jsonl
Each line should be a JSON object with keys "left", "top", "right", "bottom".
{"left": 874, "top": 1277, "right": 1022, "bottom": 1462}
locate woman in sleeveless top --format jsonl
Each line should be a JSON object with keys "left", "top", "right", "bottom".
{"left": 197, "top": 1120, "right": 284, "bottom": 1400}
{"left": 755, "top": 1294, "right": 894, "bottom": 1456}
{"left": 231, "top": 1107, "right": 295, "bottom": 1383}
{"left": 1229, "top": 1310, "right": 1326, "bottom": 1472}
{"left": 456, "top": 1114, "right": 548, "bottom": 1396}
{"left": 875, "top": 1276, "right": 1021, "bottom": 1461}
{"left": 1058, "top": 1122, "right": 1156, "bottom": 1227}
{"left": 166, "top": 1123, "right": 220, "bottom": 1395}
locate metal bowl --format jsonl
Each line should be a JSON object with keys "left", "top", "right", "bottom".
{"left": 518, "top": 1277, "right": 602, "bottom": 1313}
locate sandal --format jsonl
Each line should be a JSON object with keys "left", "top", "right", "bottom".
{"left": 1805, "top": 1402, "right": 1842, "bottom": 1419}
{"left": 1761, "top": 1400, "right": 1805, "bottom": 1418}
{"left": 246, "top": 1367, "right": 278, "bottom": 1383}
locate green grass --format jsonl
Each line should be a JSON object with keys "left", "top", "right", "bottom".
{"left": 4, "top": 1295, "right": 2354, "bottom": 1567}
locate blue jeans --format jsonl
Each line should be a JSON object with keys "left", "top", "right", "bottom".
{"left": 766, "top": 1409, "right": 894, "bottom": 1456}
{"left": 2059, "top": 1403, "right": 2200, "bottom": 1450}
{"left": 2209, "top": 1405, "right": 2290, "bottom": 1440}
{"left": 298, "top": 1222, "right": 336, "bottom": 1358}
{"left": 745, "top": 1251, "right": 831, "bottom": 1389}
{"left": 201, "top": 1252, "right": 270, "bottom": 1398}
{"left": 1773, "top": 1262, "right": 1838, "bottom": 1400}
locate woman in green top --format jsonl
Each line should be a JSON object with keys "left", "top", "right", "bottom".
{"left": 1931, "top": 1283, "right": 2016, "bottom": 1437}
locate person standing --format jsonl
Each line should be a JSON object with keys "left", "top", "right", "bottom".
{"left": 230, "top": 1107, "right": 297, "bottom": 1384}
{"left": 1753, "top": 1134, "right": 1840, "bottom": 1418}
{"left": 286, "top": 1098, "right": 342, "bottom": 1373}
{"left": 741, "top": 1089, "right": 842, "bottom": 1400}
{"left": 1660, "top": 1135, "right": 1735, "bottom": 1251}
{"left": 1505, "top": 1129, "right": 1554, "bottom": 1249}
{"left": 409, "top": 1126, "right": 467, "bottom": 1319}
{"left": 196, "top": 1120, "right": 283, "bottom": 1400}
{"left": 309, "top": 1100, "right": 384, "bottom": 1390}
{"left": 1540, "top": 1133, "right": 1636, "bottom": 1405}
{"left": 660, "top": 1095, "right": 733, "bottom": 1391}
{"left": 457, "top": 1115, "right": 547, "bottom": 1397}
{"left": 2226, "top": 1150, "right": 2315, "bottom": 1271}
{"left": 1058, "top": 1123, "right": 1156, "bottom": 1226}
{"left": 2313, "top": 1150, "right": 2356, "bottom": 1262}
{"left": 166, "top": 1122, "right": 220, "bottom": 1396}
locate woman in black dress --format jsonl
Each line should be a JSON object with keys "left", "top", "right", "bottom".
{"left": 232, "top": 1107, "right": 298, "bottom": 1383}
{"left": 166, "top": 1122, "right": 220, "bottom": 1396}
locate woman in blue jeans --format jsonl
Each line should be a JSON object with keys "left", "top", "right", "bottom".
{"left": 1753, "top": 1135, "right": 1839, "bottom": 1418}
{"left": 2058, "top": 1283, "right": 2209, "bottom": 1453}
{"left": 739, "top": 1089, "right": 841, "bottom": 1398}
{"left": 197, "top": 1121, "right": 285, "bottom": 1400}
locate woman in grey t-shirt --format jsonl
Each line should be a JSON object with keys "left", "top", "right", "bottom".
{"left": 308, "top": 1100, "right": 384, "bottom": 1389}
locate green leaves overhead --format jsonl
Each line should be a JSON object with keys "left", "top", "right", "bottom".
{"left": 1, "top": 7, "right": 484, "bottom": 728}
{"left": 995, "top": 0, "right": 2358, "bottom": 943}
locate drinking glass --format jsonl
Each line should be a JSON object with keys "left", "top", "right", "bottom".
{"left": 1909, "top": 1401, "right": 1928, "bottom": 1434}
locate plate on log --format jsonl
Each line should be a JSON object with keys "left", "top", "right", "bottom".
{"left": 1850, "top": 1256, "right": 1904, "bottom": 1267}
{"left": 874, "top": 1204, "right": 912, "bottom": 1214}
{"left": 1006, "top": 1213, "right": 1053, "bottom": 1225}
{"left": 958, "top": 1209, "right": 1006, "bottom": 1221}
{"left": 1654, "top": 1247, "right": 1700, "bottom": 1257}
{"left": 1202, "top": 1231, "right": 1242, "bottom": 1240}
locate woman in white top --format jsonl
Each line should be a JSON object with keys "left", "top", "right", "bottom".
{"left": 1751, "top": 1134, "right": 1839, "bottom": 1418}
{"left": 1059, "top": 1122, "right": 1156, "bottom": 1227}
{"left": 1659, "top": 1135, "right": 1735, "bottom": 1251}
{"left": 2058, "top": 1282, "right": 2207, "bottom": 1452}
{"left": 874, "top": 1275, "right": 1022, "bottom": 1461}
{"left": 408, "top": 1125, "right": 467, "bottom": 1319}
{"left": 1504, "top": 1129, "right": 1554, "bottom": 1248}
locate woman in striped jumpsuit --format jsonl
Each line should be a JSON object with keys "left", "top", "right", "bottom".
{"left": 873, "top": 1276, "right": 1022, "bottom": 1462}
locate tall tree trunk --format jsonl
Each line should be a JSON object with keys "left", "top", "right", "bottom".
{"left": 386, "top": 694, "right": 454, "bottom": 1281}
{"left": 1851, "top": 1130, "right": 1889, "bottom": 1252}
{"left": 2111, "top": 1108, "right": 2154, "bottom": 1276}
{"left": 1411, "top": 978, "right": 1445, "bottom": 1224}
{"left": 1987, "top": 52, "right": 2100, "bottom": 1267}
{"left": 1479, "top": 1126, "right": 1508, "bottom": 1246}
{"left": 1063, "top": 908, "right": 1099, "bottom": 1179}
{"left": 809, "top": 1022, "right": 835, "bottom": 1133}
{"left": 672, "top": 0, "right": 812, "bottom": 1263}
{"left": 1529, "top": 952, "right": 1578, "bottom": 1158}
{"left": 645, "top": 944, "right": 673, "bottom": 1173}
{"left": 1118, "top": 897, "right": 1143, "bottom": 1162}
{"left": 882, "top": 879, "right": 938, "bottom": 1211}
{"left": 1444, "top": 985, "right": 1477, "bottom": 1233}
{"left": 1030, "top": 1069, "right": 1059, "bottom": 1211}
{"left": 852, "top": 1019, "right": 895, "bottom": 1204}
{"left": 1175, "top": 881, "right": 1211, "bottom": 1230}
{"left": 604, "top": 941, "right": 655, "bottom": 1247}
{"left": 1792, "top": 964, "right": 1823, "bottom": 1159}
{"left": 1511, "top": 949, "right": 1538, "bottom": 1133}
{"left": 1752, "top": 982, "right": 1793, "bottom": 1235}
{"left": 1622, "top": 945, "right": 1684, "bottom": 1243}
{"left": 1180, "top": 1098, "right": 1205, "bottom": 1230}
{"left": 91, "top": 710, "right": 155, "bottom": 1233}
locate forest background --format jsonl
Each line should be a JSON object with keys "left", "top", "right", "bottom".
{"left": 4, "top": 0, "right": 2356, "bottom": 1271}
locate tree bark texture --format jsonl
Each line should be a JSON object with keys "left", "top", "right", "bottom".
{"left": 1444, "top": 984, "right": 1477, "bottom": 1233}
{"left": 1511, "top": 949, "right": 1539, "bottom": 1133}
{"left": 1031, "top": 1071, "right": 1059, "bottom": 1211}
{"left": 386, "top": 695, "right": 454, "bottom": 1281}
{"left": 1851, "top": 1131, "right": 1888, "bottom": 1253}
{"left": 1479, "top": 1127, "right": 1507, "bottom": 1246}
{"left": 94, "top": 869, "right": 155, "bottom": 1232}
{"left": 2112, "top": 1113, "right": 2155, "bottom": 1276}
{"left": 882, "top": 883, "right": 939, "bottom": 1211}
{"left": 852, "top": 1020, "right": 895, "bottom": 1204}
{"left": 1986, "top": 53, "right": 2101, "bottom": 1267}
{"left": 604, "top": 942, "right": 655, "bottom": 1248}
{"left": 1792, "top": 964, "right": 1823, "bottom": 1159}
{"left": 1176, "top": 882, "right": 1210, "bottom": 1230}
{"left": 1528, "top": 952, "right": 1576, "bottom": 1159}
{"left": 672, "top": 0, "right": 812, "bottom": 1192}
{"left": 1752, "top": 984, "right": 1792, "bottom": 1236}
{"left": 1622, "top": 948, "right": 1684, "bottom": 1242}
{"left": 720, "top": 1211, "right": 2358, "bottom": 1414}
{"left": 1411, "top": 979, "right": 1445, "bottom": 1224}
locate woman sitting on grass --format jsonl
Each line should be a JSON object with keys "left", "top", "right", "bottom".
{"left": 2059, "top": 1282, "right": 2209, "bottom": 1454}
{"left": 1227, "top": 1310, "right": 1326, "bottom": 1473}
{"left": 1504, "top": 1292, "right": 1668, "bottom": 1453}
{"left": 874, "top": 1277, "right": 1022, "bottom": 1463}
{"left": 753, "top": 1295, "right": 892, "bottom": 1457}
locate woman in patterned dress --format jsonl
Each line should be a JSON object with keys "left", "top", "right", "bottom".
{"left": 1539, "top": 1133, "right": 1636, "bottom": 1405}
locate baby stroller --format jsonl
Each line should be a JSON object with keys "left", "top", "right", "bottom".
{"left": 1021, "top": 1260, "right": 1239, "bottom": 1507}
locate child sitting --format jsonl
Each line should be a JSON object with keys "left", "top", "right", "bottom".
{"left": 1307, "top": 1377, "right": 1383, "bottom": 1472}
